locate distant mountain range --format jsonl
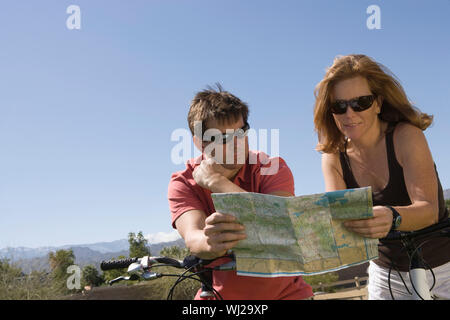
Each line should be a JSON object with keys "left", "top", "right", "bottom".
{"left": 0, "top": 237, "right": 185, "bottom": 274}
{"left": 444, "top": 188, "right": 450, "bottom": 200}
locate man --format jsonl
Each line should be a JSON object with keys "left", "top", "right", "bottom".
{"left": 168, "top": 85, "right": 313, "bottom": 300}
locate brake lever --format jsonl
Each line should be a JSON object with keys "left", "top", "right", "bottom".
{"left": 108, "top": 274, "right": 141, "bottom": 285}
{"left": 108, "top": 276, "right": 127, "bottom": 285}
{"left": 142, "top": 272, "right": 162, "bottom": 280}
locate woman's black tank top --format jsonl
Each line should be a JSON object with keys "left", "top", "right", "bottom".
{"left": 339, "top": 122, "right": 450, "bottom": 271}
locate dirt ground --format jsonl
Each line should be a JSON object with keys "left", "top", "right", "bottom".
{"left": 66, "top": 278, "right": 199, "bottom": 300}
{"left": 67, "top": 283, "right": 163, "bottom": 300}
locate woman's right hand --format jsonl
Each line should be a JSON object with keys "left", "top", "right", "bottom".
{"left": 343, "top": 205, "right": 393, "bottom": 239}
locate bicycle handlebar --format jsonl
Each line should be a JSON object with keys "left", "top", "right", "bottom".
{"left": 100, "top": 254, "right": 234, "bottom": 272}
{"left": 99, "top": 253, "right": 235, "bottom": 300}
{"left": 383, "top": 218, "right": 450, "bottom": 241}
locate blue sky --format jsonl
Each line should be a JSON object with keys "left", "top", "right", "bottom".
{"left": 0, "top": 0, "right": 449, "bottom": 248}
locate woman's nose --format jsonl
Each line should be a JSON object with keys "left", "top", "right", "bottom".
{"left": 344, "top": 104, "right": 357, "bottom": 116}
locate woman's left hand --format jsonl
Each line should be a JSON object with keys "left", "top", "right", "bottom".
{"left": 343, "top": 206, "right": 393, "bottom": 239}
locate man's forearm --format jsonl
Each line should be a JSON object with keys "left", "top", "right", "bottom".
{"left": 183, "top": 229, "right": 207, "bottom": 257}
{"left": 184, "top": 229, "right": 226, "bottom": 259}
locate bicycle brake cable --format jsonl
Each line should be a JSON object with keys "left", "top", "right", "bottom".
{"left": 167, "top": 262, "right": 201, "bottom": 300}
{"left": 379, "top": 249, "right": 412, "bottom": 299}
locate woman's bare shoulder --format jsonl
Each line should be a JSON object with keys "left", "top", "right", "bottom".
{"left": 322, "top": 151, "right": 340, "bottom": 162}
{"left": 393, "top": 122, "right": 430, "bottom": 165}
{"left": 321, "top": 151, "right": 342, "bottom": 170}
{"left": 394, "top": 121, "right": 425, "bottom": 139}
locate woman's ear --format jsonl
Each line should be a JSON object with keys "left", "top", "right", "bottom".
{"left": 376, "top": 95, "right": 384, "bottom": 114}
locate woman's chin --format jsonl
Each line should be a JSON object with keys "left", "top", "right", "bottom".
{"left": 342, "top": 126, "right": 364, "bottom": 140}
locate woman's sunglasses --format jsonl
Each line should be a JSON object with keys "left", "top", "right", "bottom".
{"left": 330, "top": 95, "right": 376, "bottom": 114}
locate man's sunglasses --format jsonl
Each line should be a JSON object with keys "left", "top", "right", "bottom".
{"left": 330, "top": 95, "right": 376, "bottom": 114}
{"left": 202, "top": 123, "right": 250, "bottom": 145}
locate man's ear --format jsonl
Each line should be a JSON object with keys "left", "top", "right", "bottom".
{"left": 193, "top": 135, "right": 203, "bottom": 152}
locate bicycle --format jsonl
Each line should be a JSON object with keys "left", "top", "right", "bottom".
{"left": 381, "top": 218, "right": 450, "bottom": 300}
{"left": 100, "top": 219, "right": 450, "bottom": 301}
{"left": 100, "top": 252, "right": 236, "bottom": 300}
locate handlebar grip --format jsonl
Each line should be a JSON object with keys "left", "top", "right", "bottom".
{"left": 153, "top": 257, "right": 183, "bottom": 268}
{"left": 100, "top": 257, "right": 139, "bottom": 271}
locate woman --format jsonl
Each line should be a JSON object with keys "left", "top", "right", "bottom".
{"left": 313, "top": 54, "right": 450, "bottom": 299}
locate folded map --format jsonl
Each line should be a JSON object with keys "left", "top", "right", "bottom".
{"left": 211, "top": 187, "right": 379, "bottom": 277}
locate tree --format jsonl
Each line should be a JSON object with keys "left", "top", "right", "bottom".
{"left": 48, "top": 249, "right": 76, "bottom": 293}
{"left": 0, "top": 259, "right": 58, "bottom": 299}
{"left": 0, "top": 258, "right": 22, "bottom": 278}
{"left": 101, "top": 232, "right": 150, "bottom": 284}
{"left": 160, "top": 246, "right": 190, "bottom": 260}
{"left": 128, "top": 231, "right": 151, "bottom": 258}
{"left": 81, "top": 265, "right": 104, "bottom": 288}
{"left": 48, "top": 249, "right": 75, "bottom": 279}
{"left": 0, "top": 258, "right": 23, "bottom": 298}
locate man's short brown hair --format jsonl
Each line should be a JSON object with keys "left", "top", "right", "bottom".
{"left": 187, "top": 83, "right": 249, "bottom": 137}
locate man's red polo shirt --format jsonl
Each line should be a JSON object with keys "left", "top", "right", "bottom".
{"left": 168, "top": 150, "right": 313, "bottom": 300}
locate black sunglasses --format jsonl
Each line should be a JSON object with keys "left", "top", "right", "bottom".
{"left": 202, "top": 123, "right": 250, "bottom": 145}
{"left": 330, "top": 95, "right": 376, "bottom": 114}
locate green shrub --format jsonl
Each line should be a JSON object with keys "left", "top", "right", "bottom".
{"left": 0, "top": 259, "right": 62, "bottom": 300}
{"left": 82, "top": 265, "right": 104, "bottom": 288}
{"left": 302, "top": 272, "right": 339, "bottom": 293}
